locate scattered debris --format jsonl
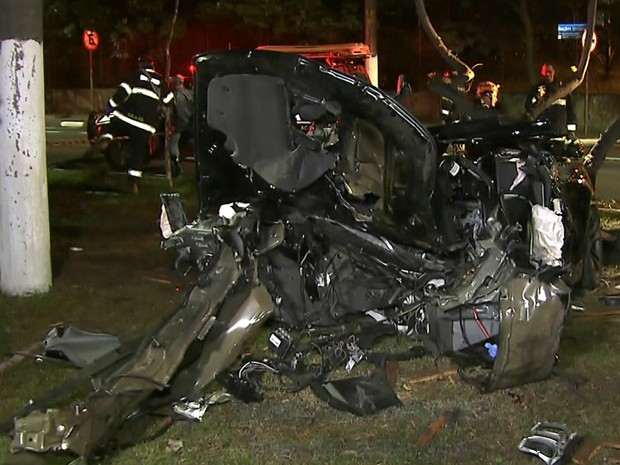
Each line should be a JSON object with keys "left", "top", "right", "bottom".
{"left": 572, "top": 437, "right": 620, "bottom": 465}
{"left": 518, "top": 422, "right": 581, "bottom": 465}
{"left": 85, "top": 190, "right": 120, "bottom": 197}
{"left": 403, "top": 367, "right": 459, "bottom": 389}
{"left": 43, "top": 325, "right": 120, "bottom": 368}
{"left": 142, "top": 276, "right": 175, "bottom": 285}
{"left": 166, "top": 438, "right": 183, "bottom": 454}
{"left": 0, "top": 342, "right": 42, "bottom": 375}
{"left": 172, "top": 390, "right": 232, "bottom": 421}
{"left": 417, "top": 409, "right": 460, "bottom": 448}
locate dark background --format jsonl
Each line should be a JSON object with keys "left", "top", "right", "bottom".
{"left": 43, "top": 0, "right": 619, "bottom": 91}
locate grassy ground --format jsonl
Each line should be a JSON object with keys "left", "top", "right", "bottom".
{"left": 1, "top": 163, "right": 619, "bottom": 465}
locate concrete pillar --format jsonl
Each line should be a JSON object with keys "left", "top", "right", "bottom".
{"left": 0, "top": 0, "right": 52, "bottom": 295}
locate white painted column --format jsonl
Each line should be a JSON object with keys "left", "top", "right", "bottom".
{"left": 0, "top": 0, "right": 51, "bottom": 295}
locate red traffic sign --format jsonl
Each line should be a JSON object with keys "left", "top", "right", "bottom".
{"left": 82, "top": 30, "right": 100, "bottom": 51}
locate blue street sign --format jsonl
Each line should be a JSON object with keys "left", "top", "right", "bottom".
{"left": 557, "top": 23, "right": 587, "bottom": 40}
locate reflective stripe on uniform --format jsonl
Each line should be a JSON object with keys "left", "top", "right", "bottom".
{"left": 128, "top": 169, "right": 143, "bottom": 178}
{"left": 552, "top": 98, "right": 567, "bottom": 106}
{"left": 109, "top": 82, "right": 132, "bottom": 107}
{"left": 162, "top": 92, "right": 174, "bottom": 104}
{"left": 111, "top": 110, "right": 156, "bottom": 133}
{"left": 132, "top": 87, "right": 160, "bottom": 100}
{"left": 567, "top": 124, "right": 577, "bottom": 131}
{"left": 140, "top": 74, "right": 161, "bottom": 86}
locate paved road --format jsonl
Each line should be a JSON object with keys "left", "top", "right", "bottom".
{"left": 593, "top": 145, "right": 620, "bottom": 201}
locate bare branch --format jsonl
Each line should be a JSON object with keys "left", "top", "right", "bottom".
{"left": 414, "top": 0, "right": 474, "bottom": 88}
{"left": 525, "top": 0, "right": 598, "bottom": 122}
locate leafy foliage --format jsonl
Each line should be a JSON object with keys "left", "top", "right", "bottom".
{"left": 196, "top": 0, "right": 363, "bottom": 43}
{"left": 44, "top": 0, "right": 179, "bottom": 57}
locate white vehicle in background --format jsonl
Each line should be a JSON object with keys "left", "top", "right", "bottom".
{"left": 256, "top": 43, "right": 374, "bottom": 84}
{"left": 44, "top": 114, "right": 89, "bottom": 165}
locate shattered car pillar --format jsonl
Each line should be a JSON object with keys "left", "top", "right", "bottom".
{"left": 11, "top": 232, "right": 274, "bottom": 457}
{"left": 485, "top": 276, "right": 570, "bottom": 391}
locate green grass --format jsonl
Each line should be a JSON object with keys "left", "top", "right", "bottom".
{"left": 1, "top": 170, "right": 619, "bottom": 465}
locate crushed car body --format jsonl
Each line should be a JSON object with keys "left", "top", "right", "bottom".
{"left": 6, "top": 49, "right": 605, "bottom": 461}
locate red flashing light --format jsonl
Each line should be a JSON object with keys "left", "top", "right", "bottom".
{"left": 189, "top": 64, "right": 196, "bottom": 74}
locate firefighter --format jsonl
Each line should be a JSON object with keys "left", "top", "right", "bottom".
{"left": 106, "top": 57, "right": 172, "bottom": 192}
{"left": 475, "top": 80, "right": 502, "bottom": 112}
{"left": 525, "top": 63, "right": 577, "bottom": 137}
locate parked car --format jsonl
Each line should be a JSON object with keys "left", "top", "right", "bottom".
{"left": 9, "top": 49, "right": 604, "bottom": 460}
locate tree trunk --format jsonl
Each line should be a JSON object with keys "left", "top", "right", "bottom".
{"left": 516, "top": 0, "right": 537, "bottom": 85}
{"left": 0, "top": 0, "right": 51, "bottom": 295}
{"left": 164, "top": 0, "right": 180, "bottom": 186}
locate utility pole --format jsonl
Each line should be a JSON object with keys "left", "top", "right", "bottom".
{"left": 0, "top": 0, "right": 52, "bottom": 295}
{"left": 364, "top": 0, "right": 379, "bottom": 87}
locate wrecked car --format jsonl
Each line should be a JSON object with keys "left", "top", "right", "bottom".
{"left": 5, "top": 49, "right": 606, "bottom": 461}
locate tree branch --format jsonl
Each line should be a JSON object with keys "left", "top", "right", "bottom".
{"left": 413, "top": 0, "right": 474, "bottom": 88}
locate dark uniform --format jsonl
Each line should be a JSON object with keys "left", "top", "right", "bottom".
{"left": 525, "top": 64, "right": 577, "bottom": 137}
{"left": 169, "top": 74, "right": 194, "bottom": 177}
{"left": 107, "top": 59, "right": 173, "bottom": 185}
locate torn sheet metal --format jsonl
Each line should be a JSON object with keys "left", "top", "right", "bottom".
{"left": 43, "top": 325, "right": 120, "bottom": 368}
{"left": 12, "top": 408, "right": 76, "bottom": 453}
{"left": 11, "top": 237, "right": 272, "bottom": 458}
{"left": 172, "top": 391, "right": 232, "bottom": 421}
{"left": 310, "top": 367, "right": 402, "bottom": 416}
{"left": 485, "top": 276, "right": 570, "bottom": 392}
{"left": 518, "top": 422, "right": 581, "bottom": 465}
